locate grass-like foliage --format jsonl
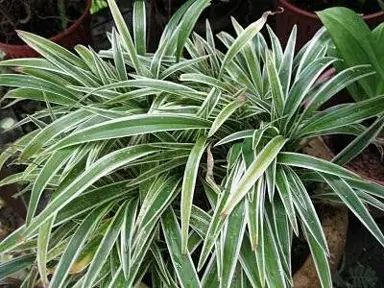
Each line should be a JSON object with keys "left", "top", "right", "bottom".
{"left": 1, "top": 0, "right": 384, "bottom": 287}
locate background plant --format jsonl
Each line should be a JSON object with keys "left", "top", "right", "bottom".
{"left": 1, "top": 0, "right": 384, "bottom": 287}
{"left": 318, "top": 7, "right": 384, "bottom": 102}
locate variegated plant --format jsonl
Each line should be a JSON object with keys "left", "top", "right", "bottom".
{"left": 1, "top": 0, "right": 384, "bottom": 287}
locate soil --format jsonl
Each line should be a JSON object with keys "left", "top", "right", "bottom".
{"left": 291, "top": 0, "right": 381, "bottom": 14}
{"left": 324, "top": 135, "right": 384, "bottom": 183}
{"left": 0, "top": 0, "right": 86, "bottom": 45}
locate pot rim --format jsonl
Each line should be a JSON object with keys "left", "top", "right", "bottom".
{"left": 279, "top": 0, "right": 384, "bottom": 20}
{"left": 0, "top": 0, "right": 92, "bottom": 49}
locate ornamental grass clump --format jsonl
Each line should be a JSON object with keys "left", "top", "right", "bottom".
{"left": 1, "top": 0, "right": 384, "bottom": 287}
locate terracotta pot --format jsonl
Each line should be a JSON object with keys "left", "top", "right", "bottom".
{"left": 276, "top": 0, "right": 384, "bottom": 49}
{"left": 0, "top": 0, "right": 92, "bottom": 59}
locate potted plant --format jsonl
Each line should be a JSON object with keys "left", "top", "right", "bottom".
{"left": 276, "top": 0, "right": 384, "bottom": 49}
{"left": 0, "top": 0, "right": 92, "bottom": 58}
{"left": 1, "top": 0, "right": 384, "bottom": 287}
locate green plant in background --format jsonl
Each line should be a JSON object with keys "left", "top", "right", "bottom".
{"left": 318, "top": 7, "right": 384, "bottom": 102}
{"left": 91, "top": 0, "right": 108, "bottom": 14}
{"left": 1, "top": 0, "right": 384, "bottom": 287}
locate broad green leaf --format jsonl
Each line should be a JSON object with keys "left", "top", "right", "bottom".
{"left": 181, "top": 135, "right": 207, "bottom": 253}
{"left": 161, "top": 207, "right": 201, "bottom": 288}
{"left": 221, "top": 136, "right": 287, "bottom": 217}
{"left": 318, "top": 7, "right": 384, "bottom": 100}
{"left": 50, "top": 114, "right": 210, "bottom": 150}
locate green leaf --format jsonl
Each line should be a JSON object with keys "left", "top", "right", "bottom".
{"left": 317, "top": 7, "right": 384, "bottom": 100}
{"left": 278, "top": 152, "right": 359, "bottom": 180}
{"left": 214, "top": 130, "right": 254, "bottom": 147}
{"left": 239, "top": 236, "right": 262, "bottom": 287}
{"left": 220, "top": 199, "right": 246, "bottom": 288}
{"left": 49, "top": 206, "right": 109, "bottom": 288}
{"left": 133, "top": 0, "right": 146, "bottom": 55}
{"left": 275, "top": 167, "right": 299, "bottom": 234}
{"left": 263, "top": 215, "right": 286, "bottom": 287}
{"left": 279, "top": 26, "right": 297, "bottom": 97}
{"left": 161, "top": 207, "right": 201, "bottom": 288}
{"left": 208, "top": 95, "right": 245, "bottom": 137}
{"left": 322, "top": 174, "right": 384, "bottom": 247}
{"left": 266, "top": 51, "right": 284, "bottom": 117}
{"left": 27, "top": 148, "right": 73, "bottom": 225}
{"left": 82, "top": 202, "right": 127, "bottom": 287}
{"left": 21, "top": 109, "right": 92, "bottom": 159}
{"left": 219, "top": 11, "right": 271, "bottom": 77}
{"left": 0, "top": 254, "right": 35, "bottom": 280}
{"left": 181, "top": 135, "right": 207, "bottom": 253}
{"left": 121, "top": 199, "right": 138, "bottom": 279}
{"left": 37, "top": 216, "right": 55, "bottom": 286}
{"left": 333, "top": 116, "right": 384, "bottom": 165}
{"left": 303, "top": 227, "right": 332, "bottom": 288}
{"left": 16, "top": 31, "right": 87, "bottom": 69}
{"left": 304, "top": 65, "right": 375, "bottom": 115}
{"left": 285, "top": 167, "right": 328, "bottom": 252}
{"left": 221, "top": 135, "right": 287, "bottom": 217}
{"left": 23, "top": 145, "right": 162, "bottom": 236}
{"left": 107, "top": 0, "right": 143, "bottom": 74}
{"left": 50, "top": 114, "right": 211, "bottom": 150}
{"left": 176, "top": 0, "right": 210, "bottom": 61}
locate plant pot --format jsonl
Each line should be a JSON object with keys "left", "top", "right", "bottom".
{"left": 276, "top": 0, "right": 384, "bottom": 49}
{"left": 0, "top": 0, "right": 92, "bottom": 59}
